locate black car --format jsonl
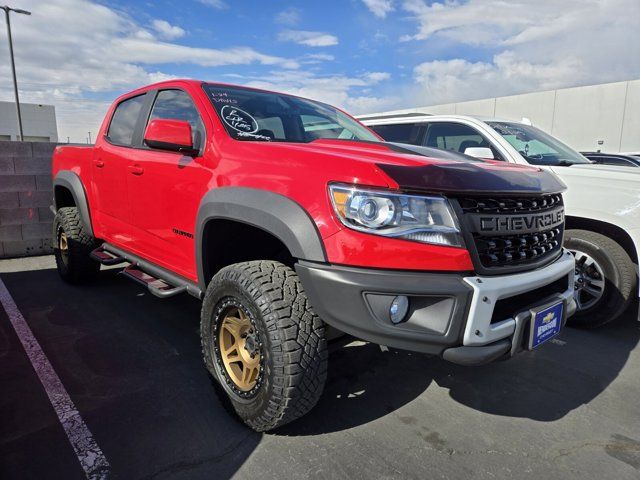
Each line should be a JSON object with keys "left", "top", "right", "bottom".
{"left": 581, "top": 152, "right": 640, "bottom": 167}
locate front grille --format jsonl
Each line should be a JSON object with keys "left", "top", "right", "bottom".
{"left": 473, "top": 226, "right": 562, "bottom": 267}
{"left": 454, "top": 194, "right": 565, "bottom": 273}
{"left": 458, "top": 193, "right": 563, "bottom": 214}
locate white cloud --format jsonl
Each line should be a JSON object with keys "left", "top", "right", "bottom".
{"left": 364, "top": 72, "right": 391, "bottom": 82}
{"left": 278, "top": 29, "right": 339, "bottom": 47}
{"left": 301, "top": 53, "right": 336, "bottom": 65}
{"left": 362, "top": 0, "right": 395, "bottom": 18}
{"left": 197, "top": 0, "right": 227, "bottom": 9}
{"left": 112, "top": 39, "right": 299, "bottom": 69}
{"left": 151, "top": 19, "right": 185, "bottom": 40}
{"left": 0, "top": 0, "right": 298, "bottom": 141}
{"left": 400, "top": 0, "right": 640, "bottom": 107}
{"left": 275, "top": 7, "right": 301, "bottom": 26}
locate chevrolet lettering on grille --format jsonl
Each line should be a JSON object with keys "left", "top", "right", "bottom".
{"left": 470, "top": 207, "right": 564, "bottom": 236}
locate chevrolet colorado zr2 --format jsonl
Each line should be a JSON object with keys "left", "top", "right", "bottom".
{"left": 51, "top": 80, "right": 576, "bottom": 431}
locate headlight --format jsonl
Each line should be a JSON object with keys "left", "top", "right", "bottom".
{"left": 329, "top": 184, "right": 463, "bottom": 247}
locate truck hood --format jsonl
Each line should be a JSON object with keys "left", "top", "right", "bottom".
{"left": 550, "top": 163, "right": 640, "bottom": 182}
{"left": 254, "top": 139, "right": 567, "bottom": 195}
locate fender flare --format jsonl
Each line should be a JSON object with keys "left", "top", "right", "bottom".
{"left": 52, "top": 170, "right": 94, "bottom": 237}
{"left": 196, "top": 187, "right": 326, "bottom": 288}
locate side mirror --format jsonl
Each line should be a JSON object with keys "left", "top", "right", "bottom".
{"left": 144, "top": 119, "right": 198, "bottom": 156}
{"left": 464, "top": 147, "right": 495, "bottom": 159}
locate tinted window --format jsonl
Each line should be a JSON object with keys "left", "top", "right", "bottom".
{"left": 204, "top": 84, "right": 378, "bottom": 143}
{"left": 148, "top": 90, "right": 205, "bottom": 149}
{"left": 585, "top": 155, "right": 636, "bottom": 167}
{"left": 423, "top": 122, "right": 502, "bottom": 160}
{"left": 369, "top": 123, "right": 423, "bottom": 144}
{"left": 107, "top": 94, "right": 145, "bottom": 145}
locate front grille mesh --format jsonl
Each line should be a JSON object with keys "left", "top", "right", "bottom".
{"left": 473, "top": 227, "right": 562, "bottom": 267}
{"left": 457, "top": 194, "right": 564, "bottom": 270}
{"left": 458, "top": 194, "right": 563, "bottom": 214}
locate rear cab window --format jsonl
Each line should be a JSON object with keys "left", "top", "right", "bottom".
{"left": 107, "top": 94, "right": 146, "bottom": 146}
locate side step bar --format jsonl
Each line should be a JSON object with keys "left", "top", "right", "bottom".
{"left": 91, "top": 247, "right": 126, "bottom": 266}
{"left": 93, "top": 243, "right": 203, "bottom": 299}
{"left": 121, "top": 265, "right": 188, "bottom": 298}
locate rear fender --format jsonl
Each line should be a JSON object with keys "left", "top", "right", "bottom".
{"left": 52, "top": 170, "right": 94, "bottom": 237}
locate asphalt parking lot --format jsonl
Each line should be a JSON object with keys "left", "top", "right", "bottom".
{"left": 0, "top": 256, "right": 639, "bottom": 480}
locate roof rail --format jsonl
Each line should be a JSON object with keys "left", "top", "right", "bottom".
{"left": 356, "top": 112, "right": 433, "bottom": 121}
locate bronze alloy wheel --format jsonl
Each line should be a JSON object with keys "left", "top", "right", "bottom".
{"left": 58, "top": 229, "right": 69, "bottom": 265}
{"left": 218, "top": 304, "right": 262, "bottom": 392}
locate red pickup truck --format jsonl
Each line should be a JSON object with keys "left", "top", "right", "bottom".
{"left": 51, "top": 80, "right": 576, "bottom": 431}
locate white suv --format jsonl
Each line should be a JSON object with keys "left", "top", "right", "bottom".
{"left": 360, "top": 113, "right": 639, "bottom": 327}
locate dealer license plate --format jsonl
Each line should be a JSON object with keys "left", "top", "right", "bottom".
{"left": 529, "top": 302, "right": 563, "bottom": 349}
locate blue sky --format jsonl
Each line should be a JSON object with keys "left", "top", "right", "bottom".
{"left": 0, "top": 0, "right": 638, "bottom": 141}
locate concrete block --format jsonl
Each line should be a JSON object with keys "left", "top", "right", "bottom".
{"left": 0, "top": 175, "right": 36, "bottom": 192}
{"left": 0, "top": 192, "right": 19, "bottom": 208}
{"left": 0, "top": 141, "right": 32, "bottom": 158}
{"left": 38, "top": 206, "right": 54, "bottom": 221}
{"left": 21, "top": 222, "right": 51, "bottom": 240}
{"left": 13, "top": 156, "right": 52, "bottom": 175}
{"left": 35, "top": 175, "right": 53, "bottom": 191}
{"left": 1, "top": 239, "right": 50, "bottom": 258}
{"left": 19, "top": 190, "right": 52, "bottom": 208}
{"left": 31, "top": 142, "right": 58, "bottom": 157}
{"left": 0, "top": 225, "right": 22, "bottom": 241}
{"left": 0, "top": 158, "right": 14, "bottom": 174}
{"left": 0, "top": 207, "right": 39, "bottom": 225}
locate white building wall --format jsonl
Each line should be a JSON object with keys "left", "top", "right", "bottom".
{"left": 0, "top": 102, "right": 58, "bottom": 142}
{"left": 362, "top": 80, "right": 640, "bottom": 153}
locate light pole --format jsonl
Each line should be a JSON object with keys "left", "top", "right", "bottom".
{"left": 1, "top": 6, "right": 31, "bottom": 142}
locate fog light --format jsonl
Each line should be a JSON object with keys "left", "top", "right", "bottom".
{"left": 389, "top": 296, "right": 409, "bottom": 324}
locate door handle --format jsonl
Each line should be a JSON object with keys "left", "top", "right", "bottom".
{"left": 128, "top": 165, "right": 144, "bottom": 176}
{"left": 93, "top": 159, "right": 105, "bottom": 168}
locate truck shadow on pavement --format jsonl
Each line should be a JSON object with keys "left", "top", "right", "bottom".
{"left": 278, "top": 306, "right": 640, "bottom": 436}
{"left": 2, "top": 266, "right": 638, "bottom": 469}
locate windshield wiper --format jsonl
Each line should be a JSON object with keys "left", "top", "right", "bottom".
{"left": 554, "top": 159, "right": 576, "bottom": 166}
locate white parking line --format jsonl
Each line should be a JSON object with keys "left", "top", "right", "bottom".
{"left": 0, "top": 278, "right": 110, "bottom": 480}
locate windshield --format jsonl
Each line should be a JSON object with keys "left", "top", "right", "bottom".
{"left": 488, "top": 122, "right": 591, "bottom": 166}
{"left": 204, "top": 84, "right": 378, "bottom": 143}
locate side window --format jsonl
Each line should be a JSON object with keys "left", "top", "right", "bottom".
{"left": 107, "top": 94, "right": 145, "bottom": 146}
{"left": 424, "top": 122, "right": 504, "bottom": 160}
{"left": 369, "top": 123, "right": 423, "bottom": 144}
{"left": 148, "top": 90, "right": 205, "bottom": 149}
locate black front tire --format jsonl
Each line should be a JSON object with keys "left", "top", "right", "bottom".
{"left": 53, "top": 207, "right": 100, "bottom": 284}
{"left": 565, "top": 229, "right": 636, "bottom": 328}
{"left": 200, "top": 261, "right": 327, "bottom": 432}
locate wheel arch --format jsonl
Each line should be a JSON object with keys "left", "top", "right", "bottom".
{"left": 52, "top": 170, "right": 94, "bottom": 237}
{"left": 196, "top": 187, "right": 326, "bottom": 289}
{"left": 565, "top": 216, "right": 638, "bottom": 265}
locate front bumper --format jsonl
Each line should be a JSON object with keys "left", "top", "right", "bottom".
{"left": 296, "top": 249, "right": 576, "bottom": 366}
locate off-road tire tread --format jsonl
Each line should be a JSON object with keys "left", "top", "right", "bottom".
{"left": 565, "top": 229, "right": 636, "bottom": 328}
{"left": 54, "top": 207, "right": 100, "bottom": 283}
{"left": 201, "top": 260, "right": 327, "bottom": 431}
